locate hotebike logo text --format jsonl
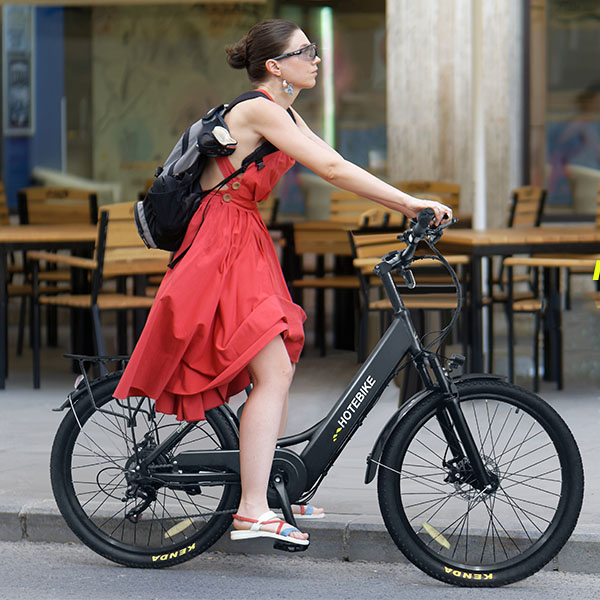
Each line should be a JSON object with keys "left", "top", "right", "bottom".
{"left": 594, "top": 260, "right": 600, "bottom": 280}
{"left": 332, "top": 375, "right": 376, "bottom": 442}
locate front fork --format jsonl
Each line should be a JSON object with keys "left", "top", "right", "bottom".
{"left": 421, "top": 352, "right": 497, "bottom": 492}
{"left": 383, "top": 262, "right": 496, "bottom": 494}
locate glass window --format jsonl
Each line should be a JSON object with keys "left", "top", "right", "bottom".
{"left": 546, "top": 0, "right": 600, "bottom": 212}
{"left": 2, "top": 2, "right": 385, "bottom": 213}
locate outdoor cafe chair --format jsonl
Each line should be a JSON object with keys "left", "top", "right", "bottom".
{"left": 291, "top": 222, "right": 359, "bottom": 356}
{"left": 562, "top": 184, "right": 600, "bottom": 308}
{"left": 27, "top": 201, "right": 170, "bottom": 387}
{"left": 485, "top": 185, "right": 548, "bottom": 371}
{"left": 15, "top": 186, "right": 99, "bottom": 354}
{"left": 504, "top": 255, "right": 598, "bottom": 392}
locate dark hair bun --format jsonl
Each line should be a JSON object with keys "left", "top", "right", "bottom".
{"left": 225, "top": 20, "right": 300, "bottom": 83}
{"left": 225, "top": 37, "right": 248, "bottom": 70}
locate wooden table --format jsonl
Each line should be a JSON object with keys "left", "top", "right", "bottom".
{"left": 0, "top": 224, "right": 97, "bottom": 389}
{"left": 437, "top": 226, "right": 600, "bottom": 373}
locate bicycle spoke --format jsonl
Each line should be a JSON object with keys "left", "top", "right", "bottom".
{"left": 490, "top": 491, "right": 551, "bottom": 529}
{"left": 497, "top": 440, "right": 553, "bottom": 472}
{"left": 504, "top": 454, "right": 557, "bottom": 479}
{"left": 411, "top": 439, "right": 447, "bottom": 465}
{"left": 408, "top": 489, "right": 463, "bottom": 525}
{"left": 500, "top": 472, "right": 561, "bottom": 497}
{"left": 471, "top": 400, "right": 486, "bottom": 453}
{"left": 483, "top": 401, "right": 500, "bottom": 461}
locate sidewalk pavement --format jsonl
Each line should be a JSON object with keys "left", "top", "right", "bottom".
{"left": 1, "top": 338, "right": 599, "bottom": 573}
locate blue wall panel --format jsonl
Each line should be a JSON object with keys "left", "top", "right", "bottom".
{"left": 3, "top": 7, "right": 63, "bottom": 209}
{"left": 33, "top": 6, "right": 63, "bottom": 171}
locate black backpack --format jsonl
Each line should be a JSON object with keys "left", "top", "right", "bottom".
{"left": 134, "top": 90, "right": 294, "bottom": 268}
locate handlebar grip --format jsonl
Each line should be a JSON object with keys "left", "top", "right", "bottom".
{"left": 412, "top": 208, "right": 435, "bottom": 238}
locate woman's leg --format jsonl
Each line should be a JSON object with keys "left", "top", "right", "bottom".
{"left": 234, "top": 335, "right": 308, "bottom": 540}
{"left": 276, "top": 386, "right": 324, "bottom": 518}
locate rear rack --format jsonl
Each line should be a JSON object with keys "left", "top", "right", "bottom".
{"left": 57, "top": 354, "right": 152, "bottom": 428}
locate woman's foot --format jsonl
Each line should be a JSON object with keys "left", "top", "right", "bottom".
{"left": 231, "top": 510, "right": 309, "bottom": 544}
{"left": 292, "top": 504, "right": 325, "bottom": 519}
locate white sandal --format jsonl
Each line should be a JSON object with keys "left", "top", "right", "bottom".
{"left": 230, "top": 510, "right": 309, "bottom": 545}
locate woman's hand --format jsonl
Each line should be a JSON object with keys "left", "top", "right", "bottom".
{"left": 401, "top": 196, "right": 453, "bottom": 226}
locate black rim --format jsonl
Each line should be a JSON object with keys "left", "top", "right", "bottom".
{"left": 62, "top": 396, "right": 236, "bottom": 555}
{"left": 391, "top": 391, "right": 570, "bottom": 572}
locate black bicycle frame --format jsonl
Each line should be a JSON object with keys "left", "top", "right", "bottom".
{"left": 135, "top": 258, "right": 493, "bottom": 497}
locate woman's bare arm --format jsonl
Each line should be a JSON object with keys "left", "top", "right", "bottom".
{"left": 289, "top": 108, "right": 342, "bottom": 155}
{"left": 249, "top": 99, "right": 451, "bottom": 224}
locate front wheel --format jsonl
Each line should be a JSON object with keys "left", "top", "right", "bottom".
{"left": 377, "top": 378, "right": 584, "bottom": 587}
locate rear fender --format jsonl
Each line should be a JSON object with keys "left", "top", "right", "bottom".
{"left": 364, "top": 373, "right": 505, "bottom": 484}
{"left": 52, "top": 370, "right": 123, "bottom": 412}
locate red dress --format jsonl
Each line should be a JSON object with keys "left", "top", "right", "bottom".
{"left": 113, "top": 126, "right": 306, "bottom": 421}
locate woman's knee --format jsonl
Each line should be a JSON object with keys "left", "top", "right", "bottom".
{"left": 249, "top": 337, "right": 294, "bottom": 390}
{"left": 250, "top": 359, "right": 294, "bottom": 391}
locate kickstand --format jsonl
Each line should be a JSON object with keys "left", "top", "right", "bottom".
{"left": 271, "top": 474, "right": 309, "bottom": 553}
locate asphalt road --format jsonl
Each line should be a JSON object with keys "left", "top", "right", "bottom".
{"left": 1, "top": 541, "right": 600, "bottom": 600}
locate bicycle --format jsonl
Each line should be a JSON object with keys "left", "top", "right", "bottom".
{"left": 50, "top": 208, "right": 584, "bottom": 587}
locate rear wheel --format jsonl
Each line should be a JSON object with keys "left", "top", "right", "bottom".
{"left": 50, "top": 372, "right": 241, "bottom": 568}
{"left": 378, "top": 379, "right": 583, "bottom": 587}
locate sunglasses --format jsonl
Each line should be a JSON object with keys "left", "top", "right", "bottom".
{"left": 272, "top": 43, "right": 318, "bottom": 62}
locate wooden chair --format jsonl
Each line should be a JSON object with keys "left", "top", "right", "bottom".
{"left": 349, "top": 231, "right": 470, "bottom": 363}
{"left": 504, "top": 255, "right": 598, "bottom": 392}
{"left": 393, "top": 181, "right": 461, "bottom": 215}
{"left": 291, "top": 223, "right": 359, "bottom": 356}
{"left": 329, "top": 191, "right": 405, "bottom": 227}
{"left": 0, "top": 184, "right": 32, "bottom": 360}
{"left": 357, "top": 207, "right": 395, "bottom": 228}
{"left": 18, "top": 186, "right": 98, "bottom": 225}
{"left": 485, "top": 186, "right": 548, "bottom": 371}
{"left": 16, "top": 186, "right": 99, "bottom": 352}
{"left": 28, "top": 202, "right": 170, "bottom": 387}
{"left": 507, "top": 186, "right": 546, "bottom": 228}
{"left": 563, "top": 184, "right": 600, "bottom": 308}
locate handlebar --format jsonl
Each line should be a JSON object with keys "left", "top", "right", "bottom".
{"left": 374, "top": 208, "right": 458, "bottom": 290}
{"left": 397, "top": 209, "right": 457, "bottom": 269}
{"left": 372, "top": 208, "right": 462, "bottom": 350}
{"left": 412, "top": 207, "right": 436, "bottom": 239}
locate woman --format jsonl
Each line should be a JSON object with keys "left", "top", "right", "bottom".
{"left": 115, "top": 19, "right": 452, "bottom": 546}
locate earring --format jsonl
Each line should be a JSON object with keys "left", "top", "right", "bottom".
{"left": 282, "top": 79, "right": 294, "bottom": 96}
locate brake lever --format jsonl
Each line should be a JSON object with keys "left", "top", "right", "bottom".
{"left": 436, "top": 216, "right": 459, "bottom": 231}
{"left": 426, "top": 217, "right": 459, "bottom": 244}
{"left": 399, "top": 268, "right": 416, "bottom": 289}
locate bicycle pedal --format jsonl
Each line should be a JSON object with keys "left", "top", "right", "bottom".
{"left": 273, "top": 540, "right": 309, "bottom": 553}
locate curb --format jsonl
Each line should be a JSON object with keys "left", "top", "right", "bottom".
{"left": 2, "top": 500, "right": 600, "bottom": 574}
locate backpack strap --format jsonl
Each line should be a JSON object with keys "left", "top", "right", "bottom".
{"left": 167, "top": 126, "right": 192, "bottom": 177}
{"left": 225, "top": 90, "right": 297, "bottom": 123}
{"left": 169, "top": 93, "right": 296, "bottom": 269}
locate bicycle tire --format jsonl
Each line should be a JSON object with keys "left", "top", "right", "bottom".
{"left": 377, "top": 378, "right": 584, "bottom": 587}
{"left": 50, "top": 372, "right": 241, "bottom": 568}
